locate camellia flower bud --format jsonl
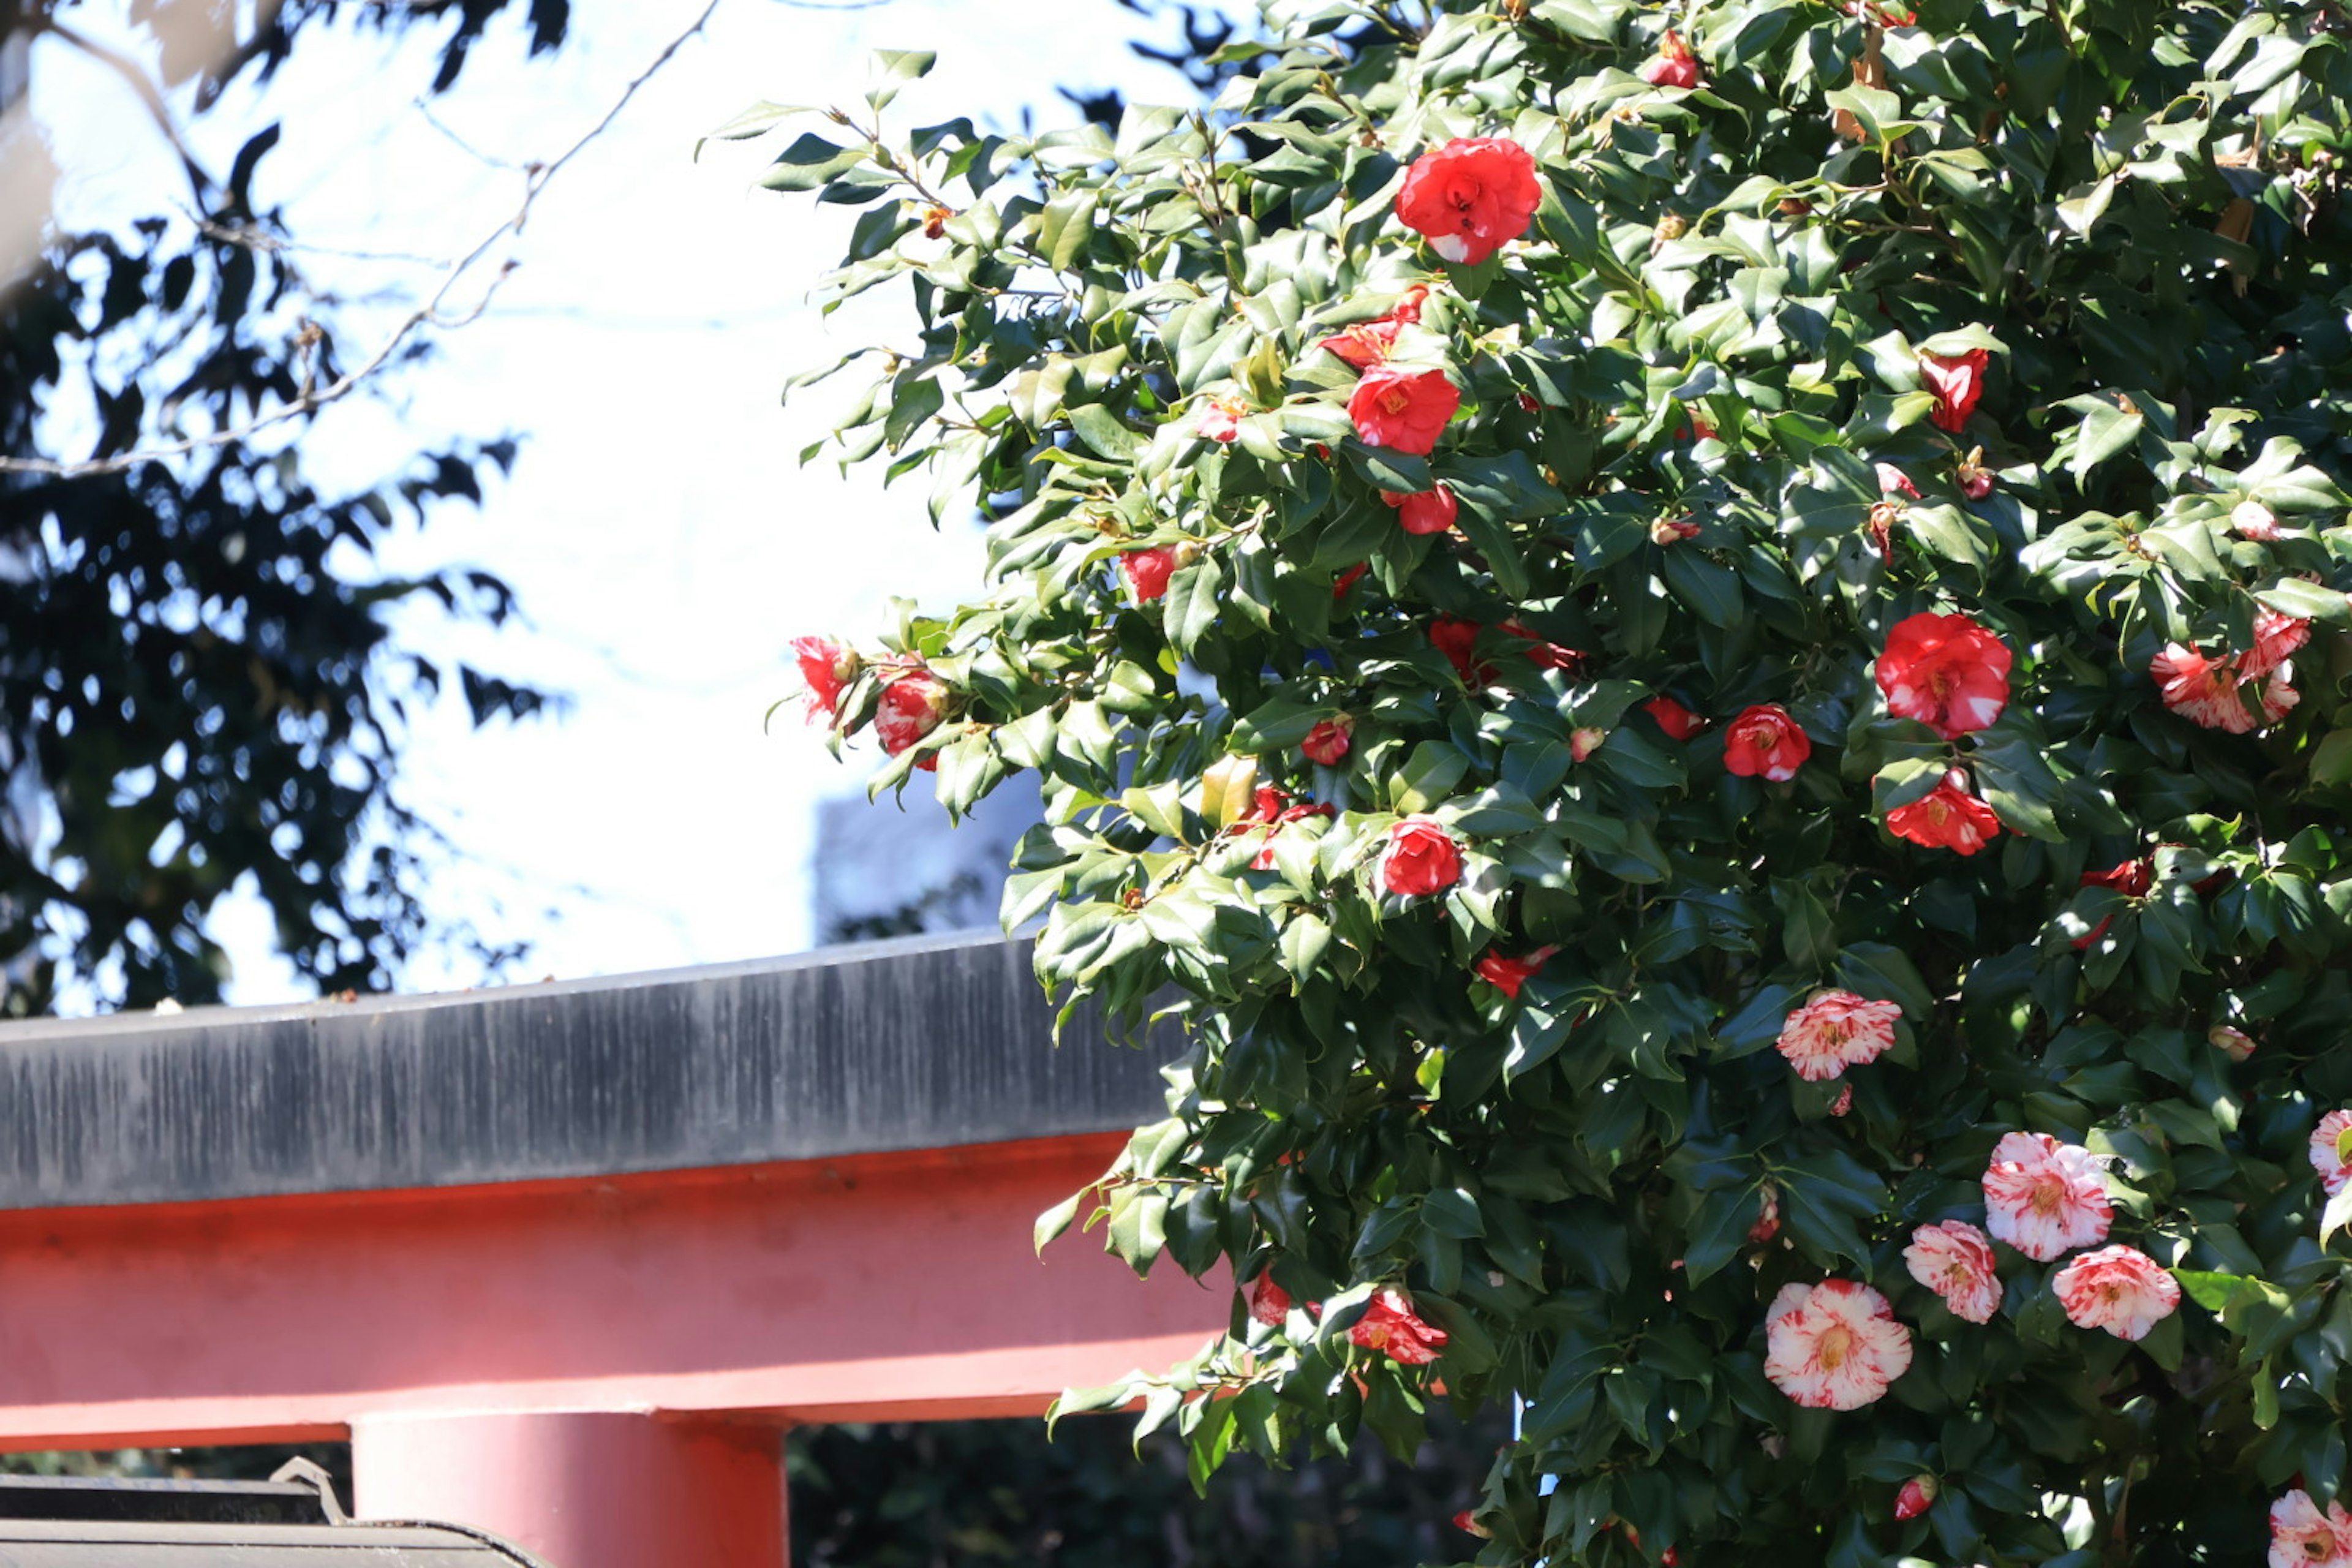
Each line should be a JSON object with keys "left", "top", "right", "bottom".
{"left": 1894, "top": 1477, "right": 1938, "bottom": 1520}
{"left": 1570, "top": 726, "right": 1608, "bottom": 762}
{"left": 2211, "top": 1023, "right": 2258, "bottom": 1063}
{"left": 1956, "top": 445, "right": 1996, "bottom": 499}
{"left": 1651, "top": 515, "right": 1701, "bottom": 545}
{"left": 2231, "top": 499, "right": 2286, "bottom": 541}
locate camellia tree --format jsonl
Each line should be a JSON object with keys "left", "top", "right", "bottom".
{"left": 734, "top": 1, "right": 2352, "bottom": 1561}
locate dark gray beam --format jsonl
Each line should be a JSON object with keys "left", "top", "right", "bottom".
{"left": 0, "top": 934, "right": 1175, "bottom": 1210}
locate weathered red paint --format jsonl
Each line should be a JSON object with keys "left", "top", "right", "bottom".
{"left": 0, "top": 1131, "right": 1224, "bottom": 1449}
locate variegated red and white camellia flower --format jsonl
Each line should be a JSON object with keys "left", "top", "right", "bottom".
{"left": 1774, "top": 989, "right": 1901, "bottom": 1082}
{"left": 1981, "top": 1132, "right": 2113, "bottom": 1261}
{"left": 1876, "top": 611, "right": 2012, "bottom": 738}
{"left": 2271, "top": 1490, "right": 2352, "bottom": 1568}
{"left": 1763, "top": 1280, "right": 1913, "bottom": 1409}
{"left": 2310, "top": 1109, "right": 2352, "bottom": 1196}
{"left": 2151, "top": 609, "right": 2310, "bottom": 733}
{"left": 1722, "top": 703, "right": 1811, "bottom": 782}
{"left": 2053, "top": 1245, "right": 2180, "bottom": 1341}
{"left": 1904, "top": 1219, "right": 2002, "bottom": 1324}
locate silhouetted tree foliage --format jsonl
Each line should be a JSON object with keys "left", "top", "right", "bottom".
{"left": 0, "top": 0, "right": 569, "bottom": 1011}
{"left": 790, "top": 1407, "right": 1502, "bottom": 1568}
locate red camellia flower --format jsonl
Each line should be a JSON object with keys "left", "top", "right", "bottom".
{"left": 1919, "top": 346, "right": 1990, "bottom": 432}
{"left": 1382, "top": 484, "right": 1459, "bottom": 535}
{"left": 1348, "top": 1286, "right": 1449, "bottom": 1365}
{"left": 1723, "top": 704, "right": 1812, "bottom": 782}
{"left": 1319, "top": 318, "right": 1401, "bottom": 370}
{"left": 791, "top": 636, "right": 859, "bottom": 723}
{"left": 1474, "top": 945, "right": 1559, "bottom": 1000}
{"left": 1877, "top": 611, "right": 2013, "bottom": 737}
{"left": 875, "top": 671, "right": 950, "bottom": 771}
{"left": 1430, "top": 617, "right": 1492, "bottom": 684}
{"left": 1248, "top": 799, "right": 1336, "bottom": 870}
{"left": 1120, "top": 546, "right": 1178, "bottom": 603}
{"left": 1198, "top": 397, "right": 1245, "bottom": 442}
{"left": 1250, "top": 1273, "right": 1292, "bottom": 1327}
{"left": 1894, "top": 1477, "right": 1939, "bottom": 1521}
{"left": 1381, "top": 816, "right": 1463, "bottom": 897}
{"left": 1317, "top": 287, "right": 1429, "bottom": 368}
{"left": 1498, "top": 619, "right": 1584, "bottom": 671}
{"left": 1302, "top": 715, "right": 1355, "bottom": 766}
{"left": 1393, "top": 137, "right": 1542, "bottom": 266}
{"left": 1885, "top": 774, "right": 2002, "bottom": 854}
{"left": 1643, "top": 696, "right": 1708, "bottom": 739}
{"left": 2074, "top": 855, "right": 2154, "bottom": 949}
{"left": 2083, "top": 856, "right": 2155, "bottom": 898}
{"left": 1640, "top": 28, "right": 1702, "bottom": 88}
{"left": 1349, "top": 366, "right": 1460, "bottom": 454}
{"left": 2054, "top": 1245, "right": 2181, "bottom": 1341}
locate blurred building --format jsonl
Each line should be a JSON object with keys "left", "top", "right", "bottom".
{"left": 810, "top": 774, "right": 1044, "bottom": 944}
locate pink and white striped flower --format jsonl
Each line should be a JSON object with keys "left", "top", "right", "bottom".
{"left": 2270, "top": 1490, "right": 2352, "bottom": 1568}
{"left": 2310, "top": 1109, "right": 2352, "bottom": 1196}
{"left": 1774, "top": 990, "right": 1904, "bottom": 1083}
{"left": 1763, "top": 1280, "right": 1913, "bottom": 1410}
{"left": 1981, "top": 1131, "right": 2112, "bottom": 1261}
{"left": 2054, "top": 1245, "right": 2180, "bottom": 1341}
{"left": 1904, "top": 1219, "right": 2002, "bottom": 1324}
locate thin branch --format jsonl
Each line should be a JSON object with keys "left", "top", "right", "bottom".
{"left": 181, "top": 208, "right": 451, "bottom": 268}
{"left": 2, "top": 0, "right": 725, "bottom": 480}
{"left": 39, "top": 19, "right": 214, "bottom": 198}
{"left": 414, "top": 96, "right": 526, "bottom": 172}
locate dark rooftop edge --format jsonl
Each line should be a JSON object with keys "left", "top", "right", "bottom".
{"left": 0, "top": 932, "right": 1176, "bottom": 1211}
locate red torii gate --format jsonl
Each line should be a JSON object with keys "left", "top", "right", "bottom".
{"left": 0, "top": 935, "right": 1224, "bottom": 1567}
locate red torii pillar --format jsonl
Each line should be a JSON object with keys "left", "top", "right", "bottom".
{"left": 0, "top": 936, "right": 1224, "bottom": 1567}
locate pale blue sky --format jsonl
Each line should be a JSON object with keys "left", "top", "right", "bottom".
{"left": 32, "top": 1, "right": 1232, "bottom": 1003}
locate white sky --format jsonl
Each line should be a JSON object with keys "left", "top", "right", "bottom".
{"left": 29, "top": 0, "right": 1229, "bottom": 1005}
